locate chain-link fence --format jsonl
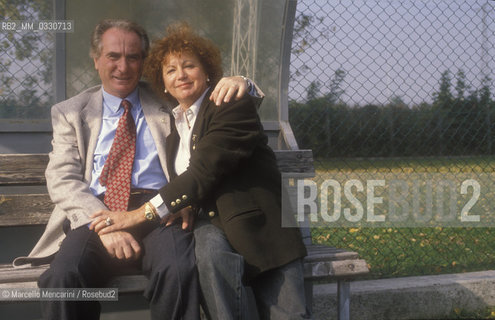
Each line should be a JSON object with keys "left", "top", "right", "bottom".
{"left": 0, "top": 0, "right": 55, "bottom": 120}
{"left": 289, "top": 0, "right": 495, "bottom": 279}
{"left": 2, "top": 0, "right": 494, "bottom": 280}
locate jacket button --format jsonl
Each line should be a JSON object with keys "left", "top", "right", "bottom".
{"left": 182, "top": 195, "right": 188, "bottom": 200}
{"left": 208, "top": 211, "right": 216, "bottom": 217}
{"left": 176, "top": 199, "right": 181, "bottom": 204}
{"left": 171, "top": 201, "right": 176, "bottom": 207}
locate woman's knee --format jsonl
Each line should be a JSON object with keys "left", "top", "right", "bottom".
{"left": 194, "top": 224, "right": 235, "bottom": 266}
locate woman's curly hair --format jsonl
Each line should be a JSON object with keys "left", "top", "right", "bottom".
{"left": 144, "top": 22, "right": 223, "bottom": 102}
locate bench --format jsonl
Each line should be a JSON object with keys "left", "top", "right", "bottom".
{"left": 0, "top": 150, "right": 369, "bottom": 319}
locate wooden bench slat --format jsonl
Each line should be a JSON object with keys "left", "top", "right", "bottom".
{"left": 0, "top": 194, "right": 53, "bottom": 226}
{"left": 0, "top": 281, "right": 38, "bottom": 289}
{"left": 0, "top": 264, "right": 147, "bottom": 294}
{"left": 0, "top": 154, "right": 48, "bottom": 185}
{"left": 0, "top": 264, "right": 48, "bottom": 283}
{"left": 305, "top": 244, "right": 359, "bottom": 261}
{"left": 273, "top": 150, "right": 314, "bottom": 174}
{"left": 0, "top": 256, "right": 369, "bottom": 291}
{"left": 305, "top": 259, "right": 369, "bottom": 280}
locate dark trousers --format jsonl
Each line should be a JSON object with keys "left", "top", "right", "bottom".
{"left": 38, "top": 194, "right": 199, "bottom": 320}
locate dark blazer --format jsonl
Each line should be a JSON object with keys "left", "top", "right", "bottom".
{"left": 158, "top": 89, "right": 307, "bottom": 279}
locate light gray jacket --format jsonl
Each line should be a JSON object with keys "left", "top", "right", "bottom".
{"left": 13, "top": 82, "right": 172, "bottom": 267}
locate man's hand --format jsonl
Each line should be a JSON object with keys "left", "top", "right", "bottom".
{"left": 99, "top": 231, "right": 141, "bottom": 260}
{"left": 161, "top": 206, "right": 195, "bottom": 231}
{"left": 210, "top": 76, "right": 249, "bottom": 106}
{"left": 90, "top": 207, "right": 145, "bottom": 234}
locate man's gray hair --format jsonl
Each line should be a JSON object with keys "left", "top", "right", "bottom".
{"left": 90, "top": 19, "right": 150, "bottom": 59}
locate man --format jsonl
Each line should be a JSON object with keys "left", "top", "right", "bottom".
{"left": 13, "top": 19, "right": 256, "bottom": 320}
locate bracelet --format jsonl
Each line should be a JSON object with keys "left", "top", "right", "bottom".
{"left": 144, "top": 202, "right": 158, "bottom": 221}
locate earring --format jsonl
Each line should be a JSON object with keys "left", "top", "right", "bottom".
{"left": 206, "top": 77, "right": 210, "bottom": 83}
{"left": 164, "top": 88, "right": 168, "bottom": 93}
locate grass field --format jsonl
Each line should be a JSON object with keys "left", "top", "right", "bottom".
{"left": 308, "top": 156, "right": 495, "bottom": 279}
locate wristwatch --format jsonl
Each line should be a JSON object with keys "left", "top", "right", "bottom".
{"left": 144, "top": 202, "right": 157, "bottom": 221}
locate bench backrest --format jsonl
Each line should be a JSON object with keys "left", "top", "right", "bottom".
{"left": 0, "top": 150, "right": 314, "bottom": 228}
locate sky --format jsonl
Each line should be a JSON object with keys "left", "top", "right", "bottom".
{"left": 289, "top": 0, "right": 495, "bottom": 106}
{"left": 2, "top": 0, "right": 494, "bottom": 112}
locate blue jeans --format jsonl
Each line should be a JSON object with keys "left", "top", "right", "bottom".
{"left": 194, "top": 218, "right": 310, "bottom": 320}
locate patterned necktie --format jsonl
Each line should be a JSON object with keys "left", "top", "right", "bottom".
{"left": 99, "top": 99, "right": 136, "bottom": 211}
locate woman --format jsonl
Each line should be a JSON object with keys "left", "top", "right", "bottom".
{"left": 93, "top": 23, "right": 309, "bottom": 319}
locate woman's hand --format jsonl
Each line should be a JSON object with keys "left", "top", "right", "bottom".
{"left": 161, "top": 206, "right": 195, "bottom": 231}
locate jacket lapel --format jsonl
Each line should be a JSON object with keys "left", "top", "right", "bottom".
{"left": 165, "top": 127, "right": 180, "bottom": 180}
{"left": 80, "top": 87, "right": 103, "bottom": 180}
{"left": 189, "top": 89, "right": 213, "bottom": 154}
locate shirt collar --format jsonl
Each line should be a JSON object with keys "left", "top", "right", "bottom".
{"left": 102, "top": 87, "right": 140, "bottom": 112}
{"left": 171, "top": 88, "right": 210, "bottom": 120}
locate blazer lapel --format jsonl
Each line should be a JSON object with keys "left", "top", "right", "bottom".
{"left": 189, "top": 89, "right": 213, "bottom": 153}
{"left": 165, "top": 127, "right": 180, "bottom": 180}
{"left": 80, "top": 87, "right": 103, "bottom": 180}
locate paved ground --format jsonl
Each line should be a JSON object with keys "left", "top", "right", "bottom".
{"left": 313, "top": 270, "right": 495, "bottom": 319}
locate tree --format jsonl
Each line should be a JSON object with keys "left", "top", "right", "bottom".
{"left": 306, "top": 80, "right": 322, "bottom": 101}
{"left": 433, "top": 70, "right": 453, "bottom": 110}
{"left": 455, "top": 70, "right": 468, "bottom": 100}
{"left": 290, "top": 12, "right": 329, "bottom": 80}
{"left": 325, "top": 69, "right": 346, "bottom": 104}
